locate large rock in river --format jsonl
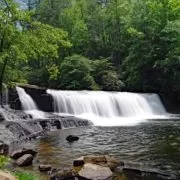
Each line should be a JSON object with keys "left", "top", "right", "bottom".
{"left": 78, "top": 163, "right": 113, "bottom": 180}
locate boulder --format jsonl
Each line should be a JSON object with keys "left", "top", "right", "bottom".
{"left": 10, "top": 148, "right": 37, "bottom": 159}
{"left": 66, "top": 135, "right": 79, "bottom": 142}
{"left": 83, "top": 155, "right": 121, "bottom": 170}
{"left": 0, "top": 141, "right": 9, "bottom": 155}
{"left": 73, "top": 157, "right": 84, "bottom": 167}
{"left": 78, "top": 163, "right": 113, "bottom": 180}
{"left": 39, "top": 164, "right": 52, "bottom": 172}
{"left": 15, "top": 154, "right": 33, "bottom": 167}
{"left": 0, "top": 171, "right": 16, "bottom": 180}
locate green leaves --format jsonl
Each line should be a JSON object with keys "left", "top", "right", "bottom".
{"left": 0, "top": 155, "right": 9, "bottom": 168}
{"left": 0, "top": 0, "right": 71, "bottom": 87}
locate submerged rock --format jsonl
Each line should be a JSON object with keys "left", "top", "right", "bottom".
{"left": 10, "top": 148, "right": 37, "bottom": 159}
{"left": 66, "top": 135, "right": 79, "bottom": 142}
{"left": 15, "top": 154, "right": 33, "bottom": 167}
{"left": 78, "top": 163, "right": 113, "bottom": 180}
{"left": 39, "top": 164, "right": 52, "bottom": 172}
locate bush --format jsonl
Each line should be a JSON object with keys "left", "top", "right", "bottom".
{"left": 91, "top": 58, "right": 124, "bottom": 91}
{"left": 59, "top": 55, "right": 98, "bottom": 90}
{"left": 15, "top": 172, "right": 39, "bottom": 180}
{"left": 0, "top": 155, "right": 9, "bottom": 168}
{"left": 101, "top": 71, "right": 124, "bottom": 91}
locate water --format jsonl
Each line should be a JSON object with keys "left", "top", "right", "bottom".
{"left": 47, "top": 90, "right": 169, "bottom": 126}
{"left": 16, "top": 86, "right": 38, "bottom": 110}
{"left": 13, "top": 87, "right": 180, "bottom": 178}
{"left": 23, "top": 119, "right": 180, "bottom": 178}
{"left": 16, "top": 86, "right": 45, "bottom": 119}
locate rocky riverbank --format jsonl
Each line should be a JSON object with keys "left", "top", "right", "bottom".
{"left": 0, "top": 136, "right": 177, "bottom": 180}
{"left": 0, "top": 106, "right": 92, "bottom": 144}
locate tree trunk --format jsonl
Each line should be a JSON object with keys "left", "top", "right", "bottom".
{"left": 0, "top": 57, "right": 8, "bottom": 106}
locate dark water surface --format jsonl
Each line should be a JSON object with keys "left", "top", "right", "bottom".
{"left": 22, "top": 119, "right": 180, "bottom": 178}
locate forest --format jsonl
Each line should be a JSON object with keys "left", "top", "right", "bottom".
{"left": 0, "top": 0, "right": 180, "bottom": 101}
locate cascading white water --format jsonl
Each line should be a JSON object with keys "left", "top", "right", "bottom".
{"left": 16, "top": 86, "right": 45, "bottom": 119}
{"left": 16, "top": 86, "right": 38, "bottom": 110}
{"left": 47, "top": 90, "right": 168, "bottom": 126}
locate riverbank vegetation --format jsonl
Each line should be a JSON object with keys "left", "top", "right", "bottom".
{"left": 0, "top": 0, "right": 180, "bottom": 101}
{"left": 0, "top": 155, "right": 38, "bottom": 180}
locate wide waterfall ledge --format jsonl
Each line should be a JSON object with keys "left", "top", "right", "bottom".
{"left": 46, "top": 89, "right": 173, "bottom": 126}
{"left": 14, "top": 86, "right": 178, "bottom": 127}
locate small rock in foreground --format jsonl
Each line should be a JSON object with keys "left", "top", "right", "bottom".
{"left": 15, "top": 154, "right": 33, "bottom": 167}
{"left": 39, "top": 164, "right": 52, "bottom": 172}
{"left": 78, "top": 163, "right": 113, "bottom": 180}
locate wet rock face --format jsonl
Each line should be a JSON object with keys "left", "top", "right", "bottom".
{"left": 0, "top": 141, "right": 9, "bottom": 155}
{"left": 8, "top": 88, "right": 21, "bottom": 110}
{"left": 15, "top": 154, "right": 33, "bottom": 167}
{"left": 9, "top": 84, "right": 53, "bottom": 111}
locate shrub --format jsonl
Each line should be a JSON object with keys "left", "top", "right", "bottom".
{"left": 59, "top": 55, "right": 98, "bottom": 90}
{"left": 15, "top": 172, "right": 39, "bottom": 180}
{"left": 0, "top": 155, "right": 9, "bottom": 168}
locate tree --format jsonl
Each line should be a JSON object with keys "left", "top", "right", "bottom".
{"left": 91, "top": 58, "right": 124, "bottom": 91}
{"left": 59, "top": 55, "right": 98, "bottom": 90}
{"left": 122, "top": 0, "right": 180, "bottom": 94}
{"left": 0, "top": 0, "right": 71, "bottom": 104}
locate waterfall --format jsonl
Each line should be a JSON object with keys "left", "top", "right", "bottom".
{"left": 16, "top": 86, "right": 37, "bottom": 110}
{"left": 47, "top": 90, "right": 168, "bottom": 126}
{"left": 16, "top": 86, "right": 45, "bottom": 119}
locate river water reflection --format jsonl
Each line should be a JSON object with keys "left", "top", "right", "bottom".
{"left": 24, "top": 119, "right": 180, "bottom": 178}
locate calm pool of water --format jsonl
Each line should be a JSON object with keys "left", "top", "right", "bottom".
{"left": 22, "top": 119, "right": 180, "bottom": 178}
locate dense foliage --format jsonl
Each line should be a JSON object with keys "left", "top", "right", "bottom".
{"left": 0, "top": 0, "right": 179, "bottom": 103}
{"left": 0, "top": 155, "right": 9, "bottom": 168}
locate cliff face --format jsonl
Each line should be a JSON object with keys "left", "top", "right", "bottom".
{"left": 8, "top": 84, "right": 53, "bottom": 112}
{"left": 160, "top": 92, "right": 180, "bottom": 114}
